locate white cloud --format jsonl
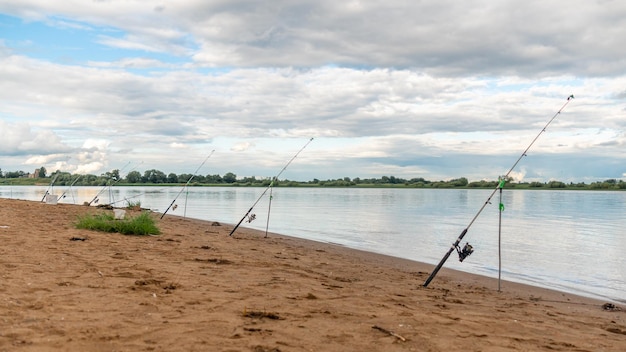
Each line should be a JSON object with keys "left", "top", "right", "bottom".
{"left": 87, "top": 57, "right": 174, "bottom": 69}
{"left": 231, "top": 141, "right": 253, "bottom": 152}
{"left": 169, "top": 142, "right": 188, "bottom": 149}
{"left": 508, "top": 170, "right": 527, "bottom": 183}
{"left": 0, "top": 1, "right": 625, "bottom": 181}
{"left": 0, "top": 120, "right": 71, "bottom": 154}
{"left": 1, "top": 1, "right": 625, "bottom": 75}
{"left": 82, "top": 139, "right": 109, "bottom": 151}
{"left": 24, "top": 154, "right": 59, "bottom": 165}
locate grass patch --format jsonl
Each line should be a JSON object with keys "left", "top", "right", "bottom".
{"left": 125, "top": 199, "right": 142, "bottom": 210}
{"left": 76, "top": 211, "right": 160, "bottom": 236}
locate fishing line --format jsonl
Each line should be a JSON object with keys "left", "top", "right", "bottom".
{"left": 105, "top": 161, "right": 145, "bottom": 206}
{"left": 160, "top": 150, "right": 215, "bottom": 219}
{"left": 106, "top": 187, "right": 171, "bottom": 207}
{"left": 88, "top": 161, "right": 131, "bottom": 205}
{"left": 423, "top": 95, "right": 575, "bottom": 288}
{"left": 58, "top": 174, "right": 83, "bottom": 203}
{"left": 88, "top": 161, "right": 143, "bottom": 206}
{"left": 41, "top": 172, "right": 60, "bottom": 202}
{"left": 228, "top": 137, "right": 314, "bottom": 237}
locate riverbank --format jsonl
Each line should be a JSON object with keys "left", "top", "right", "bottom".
{"left": 0, "top": 198, "right": 624, "bottom": 351}
{"left": 2, "top": 177, "right": 626, "bottom": 191}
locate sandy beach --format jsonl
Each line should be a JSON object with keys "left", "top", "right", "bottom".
{"left": 0, "top": 198, "right": 624, "bottom": 351}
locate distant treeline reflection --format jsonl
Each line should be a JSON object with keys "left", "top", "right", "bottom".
{"left": 1, "top": 167, "right": 624, "bottom": 190}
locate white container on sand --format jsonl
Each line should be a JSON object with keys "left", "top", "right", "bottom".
{"left": 113, "top": 209, "right": 126, "bottom": 220}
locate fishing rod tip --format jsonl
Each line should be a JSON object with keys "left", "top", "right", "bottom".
{"left": 568, "top": 94, "right": 574, "bottom": 100}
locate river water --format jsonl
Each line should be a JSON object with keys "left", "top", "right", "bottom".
{"left": 2, "top": 185, "right": 624, "bottom": 303}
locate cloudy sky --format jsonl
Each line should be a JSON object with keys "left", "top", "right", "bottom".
{"left": 1, "top": 0, "right": 624, "bottom": 182}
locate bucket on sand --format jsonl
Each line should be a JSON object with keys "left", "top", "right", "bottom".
{"left": 45, "top": 194, "right": 58, "bottom": 205}
{"left": 113, "top": 209, "right": 126, "bottom": 220}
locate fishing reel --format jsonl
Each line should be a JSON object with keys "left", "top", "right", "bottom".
{"left": 456, "top": 242, "right": 474, "bottom": 262}
{"left": 246, "top": 213, "right": 256, "bottom": 223}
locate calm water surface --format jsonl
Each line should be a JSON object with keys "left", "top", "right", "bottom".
{"left": 2, "top": 185, "right": 624, "bottom": 303}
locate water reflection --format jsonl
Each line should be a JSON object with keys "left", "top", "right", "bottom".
{"left": 1, "top": 185, "right": 624, "bottom": 302}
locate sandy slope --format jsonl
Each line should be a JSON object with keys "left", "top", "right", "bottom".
{"left": 0, "top": 198, "right": 624, "bottom": 351}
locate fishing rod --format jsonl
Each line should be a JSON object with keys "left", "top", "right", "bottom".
{"left": 41, "top": 172, "right": 60, "bottom": 202}
{"left": 103, "top": 161, "right": 144, "bottom": 206}
{"left": 88, "top": 161, "right": 144, "bottom": 206}
{"left": 160, "top": 150, "right": 215, "bottom": 219}
{"left": 423, "top": 95, "right": 575, "bottom": 288}
{"left": 107, "top": 186, "right": 170, "bottom": 207}
{"left": 228, "top": 137, "right": 314, "bottom": 237}
{"left": 88, "top": 161, "right": 131, "bottom": 206}
{"left": 57, "top": 174, "right": 83, "bottom": 203}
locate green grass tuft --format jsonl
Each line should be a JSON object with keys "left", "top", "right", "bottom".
{"left": 76, "top": 211, "right": 160, "bottom": 236}
{"left": 125, "top": 199, "right": 141, "bottom": 209}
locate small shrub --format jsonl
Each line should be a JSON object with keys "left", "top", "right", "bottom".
{"left": 76, "top": 211, "right": 160, "bottom": 236}
{"left": 125, "top": 199, "right": 142, "bottom": 210}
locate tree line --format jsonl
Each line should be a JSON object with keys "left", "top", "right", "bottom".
{"left": 1, "top": 167, "right": 625, "bottom": 190}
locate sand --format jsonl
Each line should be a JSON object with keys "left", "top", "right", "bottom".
{"left": 0, "top": 198, "right": 624, "bottom": 351}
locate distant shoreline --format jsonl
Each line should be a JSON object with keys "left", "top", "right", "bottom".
{"left": 2, "top": 180, "right": 625, "bottom": 191}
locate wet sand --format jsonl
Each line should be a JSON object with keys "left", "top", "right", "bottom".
{"left": 0, "top": 198, "right": 624, "bottom": 351}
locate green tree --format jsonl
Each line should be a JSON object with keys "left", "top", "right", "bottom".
{"left": 111, "top": 169, "right": 121, "bottom": 181}
{"left": 548, "top": 180, "right": 566, "bottom": 188}
{"left": 239, "top": 176, "right": 257, "bottom": 184}
{"left": 83, "top": 174, "right": 99, "bottom": 185}
{"left": 222, "top": 172, "right": 237, "bottom": 183}
{"left": 167, "top": 173, "right": 179, "bottom": 183}
{"left": 125, "top": 171, "right": 142, "bottom": 183}
{"left": 6, "top": 171, "right": 24, "bottom": 178}
{"left": 37, "top": 167, "right": 47, "bottom": 178}
{"left": 54, "top": 172, "right": 72, "bottom": 185}
{"left": 143, "top": 169, "right": 167, "bottom": 183}
{"left": 205, "top": 174, "right": 222, "bottom": 183}
{"left": 449, "top": 177, "right": 469, "bottom": 187}
{"left": 103, "top": 169, "right": 121, "bottom": 181}
{"left": 176, "top": 173, "right": 192, "bottom": 183}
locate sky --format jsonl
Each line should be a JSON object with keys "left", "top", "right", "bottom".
{"left": 0, "top": 0, "right": 625, "bottom": 183}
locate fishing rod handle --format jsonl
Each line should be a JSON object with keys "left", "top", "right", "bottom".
{"left": 160, "top": 199, "right": 177, "bottom": 219}
{"left": 423, "top": 228, "right": 468, "bottom": 287}
{"left": 228, "top": 206, "right": 254, "bottom": 236}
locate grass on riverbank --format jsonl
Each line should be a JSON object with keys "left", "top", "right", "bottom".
{"left": 76, "top": 211, "right": 160, "bottom": 236}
